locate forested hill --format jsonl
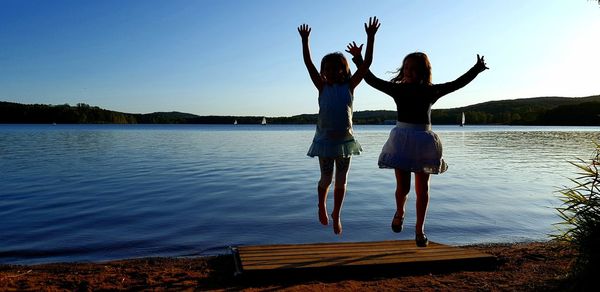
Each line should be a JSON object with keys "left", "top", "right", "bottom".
{"left": 1, "top": 94, "right": 600, "bottom": 125}
{"left": 432, "top": 95, "right": 600, "bottom": 125}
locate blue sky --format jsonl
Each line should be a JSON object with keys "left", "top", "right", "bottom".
{"left": 1, "top": 0, "right": 599, "bottom": 116}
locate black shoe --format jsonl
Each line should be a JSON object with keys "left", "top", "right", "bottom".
{"left": 415, "top": 233, "right": 428, "bottom": 247}
{"left": 391, "top": 212, "right": 404, "bottom": 233}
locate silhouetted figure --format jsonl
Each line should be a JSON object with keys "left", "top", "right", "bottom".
{"left": 350, "top": 49, "right": 488, "bottom": 246}
{"left": 298, "top": 17, "right": 380, "bottom": 235}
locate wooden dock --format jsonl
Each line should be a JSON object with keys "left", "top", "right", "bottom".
{"left": 232, "top": 240, "right": 496, "bottom": 276}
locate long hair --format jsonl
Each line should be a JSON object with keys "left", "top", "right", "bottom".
{"left": 320, "top": 52, "right": 351, "bottom": 83}
{"left": 390, "top": 52, "right": 432, "bottom": 85}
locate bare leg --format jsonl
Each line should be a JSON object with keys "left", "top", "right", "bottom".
{"left": 331, "top": 186, "right": 344, "bottom": 235}
{"left": 318, "top": 158, "right": 334, "bottom": 226}
{"left": 317, "top": 185, "right": 329, "bottom": 225}
{"left": 331, "top": 157, "right": 351, "bottom": 235}
{"left": 392, "top": 169, "right": 411, "bottom": 231}
{"left": 414, "top": 172, "right": 431, "bottom": 236}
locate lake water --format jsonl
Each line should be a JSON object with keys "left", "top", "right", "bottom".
{"left": 1, "top": 124, "right": 598, "bottom": 265}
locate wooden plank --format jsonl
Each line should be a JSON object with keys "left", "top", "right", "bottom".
{"left": 239, "top": 240, "right": 423, "bottom": 251}
{"left": 239, "top": 249, "right": 489, "bottom": 265}
{"left": 240, "top": 251, "right": 492, "bottom": 269}
{"left": 239, "top": 243, "right": 470, "bottom": 261}
{"left": 233, "top": 240, "right": 496, "bottom": 273}
{"left": 238, "top": 242, "right": 448, "bottom": 256}
{"left": 239, "top": 243, "right": 452, "bottom": 258}
{"left": 240, "top": 249, "right": 492, "bottom": 264}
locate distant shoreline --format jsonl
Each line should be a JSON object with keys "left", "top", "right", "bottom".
{"left": 2, "top": 94, "right": 600, "bottom": 125}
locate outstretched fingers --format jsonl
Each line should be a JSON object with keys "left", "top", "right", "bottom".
{"left": 364, "top": 16, "right": 380, "bottom": 35}
{"left": 297, "top": 24, "right": 311, "bottom": 38}
{"left": 345, "top": 41, "right": 363, "bottom": 57}
{"left": 476, "top": 54, "right": 489, "bottom": 71}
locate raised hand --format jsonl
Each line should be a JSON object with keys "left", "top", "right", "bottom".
{"left": 348, "top": 16, "right": 379, "bottom": 90}
{"left": 297, "top": 24, "right": 311, "bottom": 40}
{"left": 475, "top": 54, "right": 489, "bottom": 72}
{"left": 345, "top": 41, "right": 363, "bottom": 59}
{"left": 364, "top": 16, "right": 380, "bottom": 37}
{"left": 298, "top": 23, "right": 321, "bottom": 90}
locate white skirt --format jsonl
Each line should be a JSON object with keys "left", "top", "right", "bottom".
{"left": 378, "top": 122, "right": 448, "bottom": 174}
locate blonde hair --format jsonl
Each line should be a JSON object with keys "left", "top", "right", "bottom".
{"left": 391, "top": 52, "right": 432, "bottom": 85}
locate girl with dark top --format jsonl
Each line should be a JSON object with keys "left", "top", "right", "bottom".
{"left": 350, "top": 51, "right": 488, "bottom": 246}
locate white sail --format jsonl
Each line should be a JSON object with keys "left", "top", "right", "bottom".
{"left": 261, "top": 117, "right": 267, "bottom": 125}
{"left": 460, "top": 112, "right": 465, "bottom": 127}
{"left": 234, "top": 119, "right": 238, "bottom": 125}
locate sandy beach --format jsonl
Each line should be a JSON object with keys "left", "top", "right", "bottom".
{"left": 0, "top": 240, "right": 576, "bottom": 291}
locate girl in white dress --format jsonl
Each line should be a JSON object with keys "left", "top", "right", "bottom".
{"left": 350, "top": 50, "right": 488, "bottom": 246}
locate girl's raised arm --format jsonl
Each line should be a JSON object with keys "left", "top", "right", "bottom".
{"left": 433, "top": 54, "right": 489, "bottom": 101}
{"left": 298, "top": 24, "right": 323, "bottom": 91}
{"left": 348, "top": 16, "right": 379, "bottom": 90}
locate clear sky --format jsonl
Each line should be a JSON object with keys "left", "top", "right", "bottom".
{"left": 1, "top": 0, "right": 599, "bottom": 116}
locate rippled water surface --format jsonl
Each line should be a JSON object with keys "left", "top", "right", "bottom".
{"left": 1, "top": 124, "right": 598, "bottom": 264}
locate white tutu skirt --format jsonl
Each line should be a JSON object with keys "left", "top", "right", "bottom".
{"left": 307, "top": 138, "right": 362, "bottom": 158}
{"left": 378, "top": 122, "right": 448, "bottom": 174}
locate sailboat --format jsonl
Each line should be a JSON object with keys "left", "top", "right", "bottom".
{"left": 234, "top": 119, "right": 238, "bottom": 125}
{"left": 261, "top": 117, "right": 267, "bottom": 125}
{"left": 460, "top": 112, "right": 465, "bottom": 127}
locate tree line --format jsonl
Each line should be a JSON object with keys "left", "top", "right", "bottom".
{"left": 1, "top": 94, "right": 599, "bottom": 125}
